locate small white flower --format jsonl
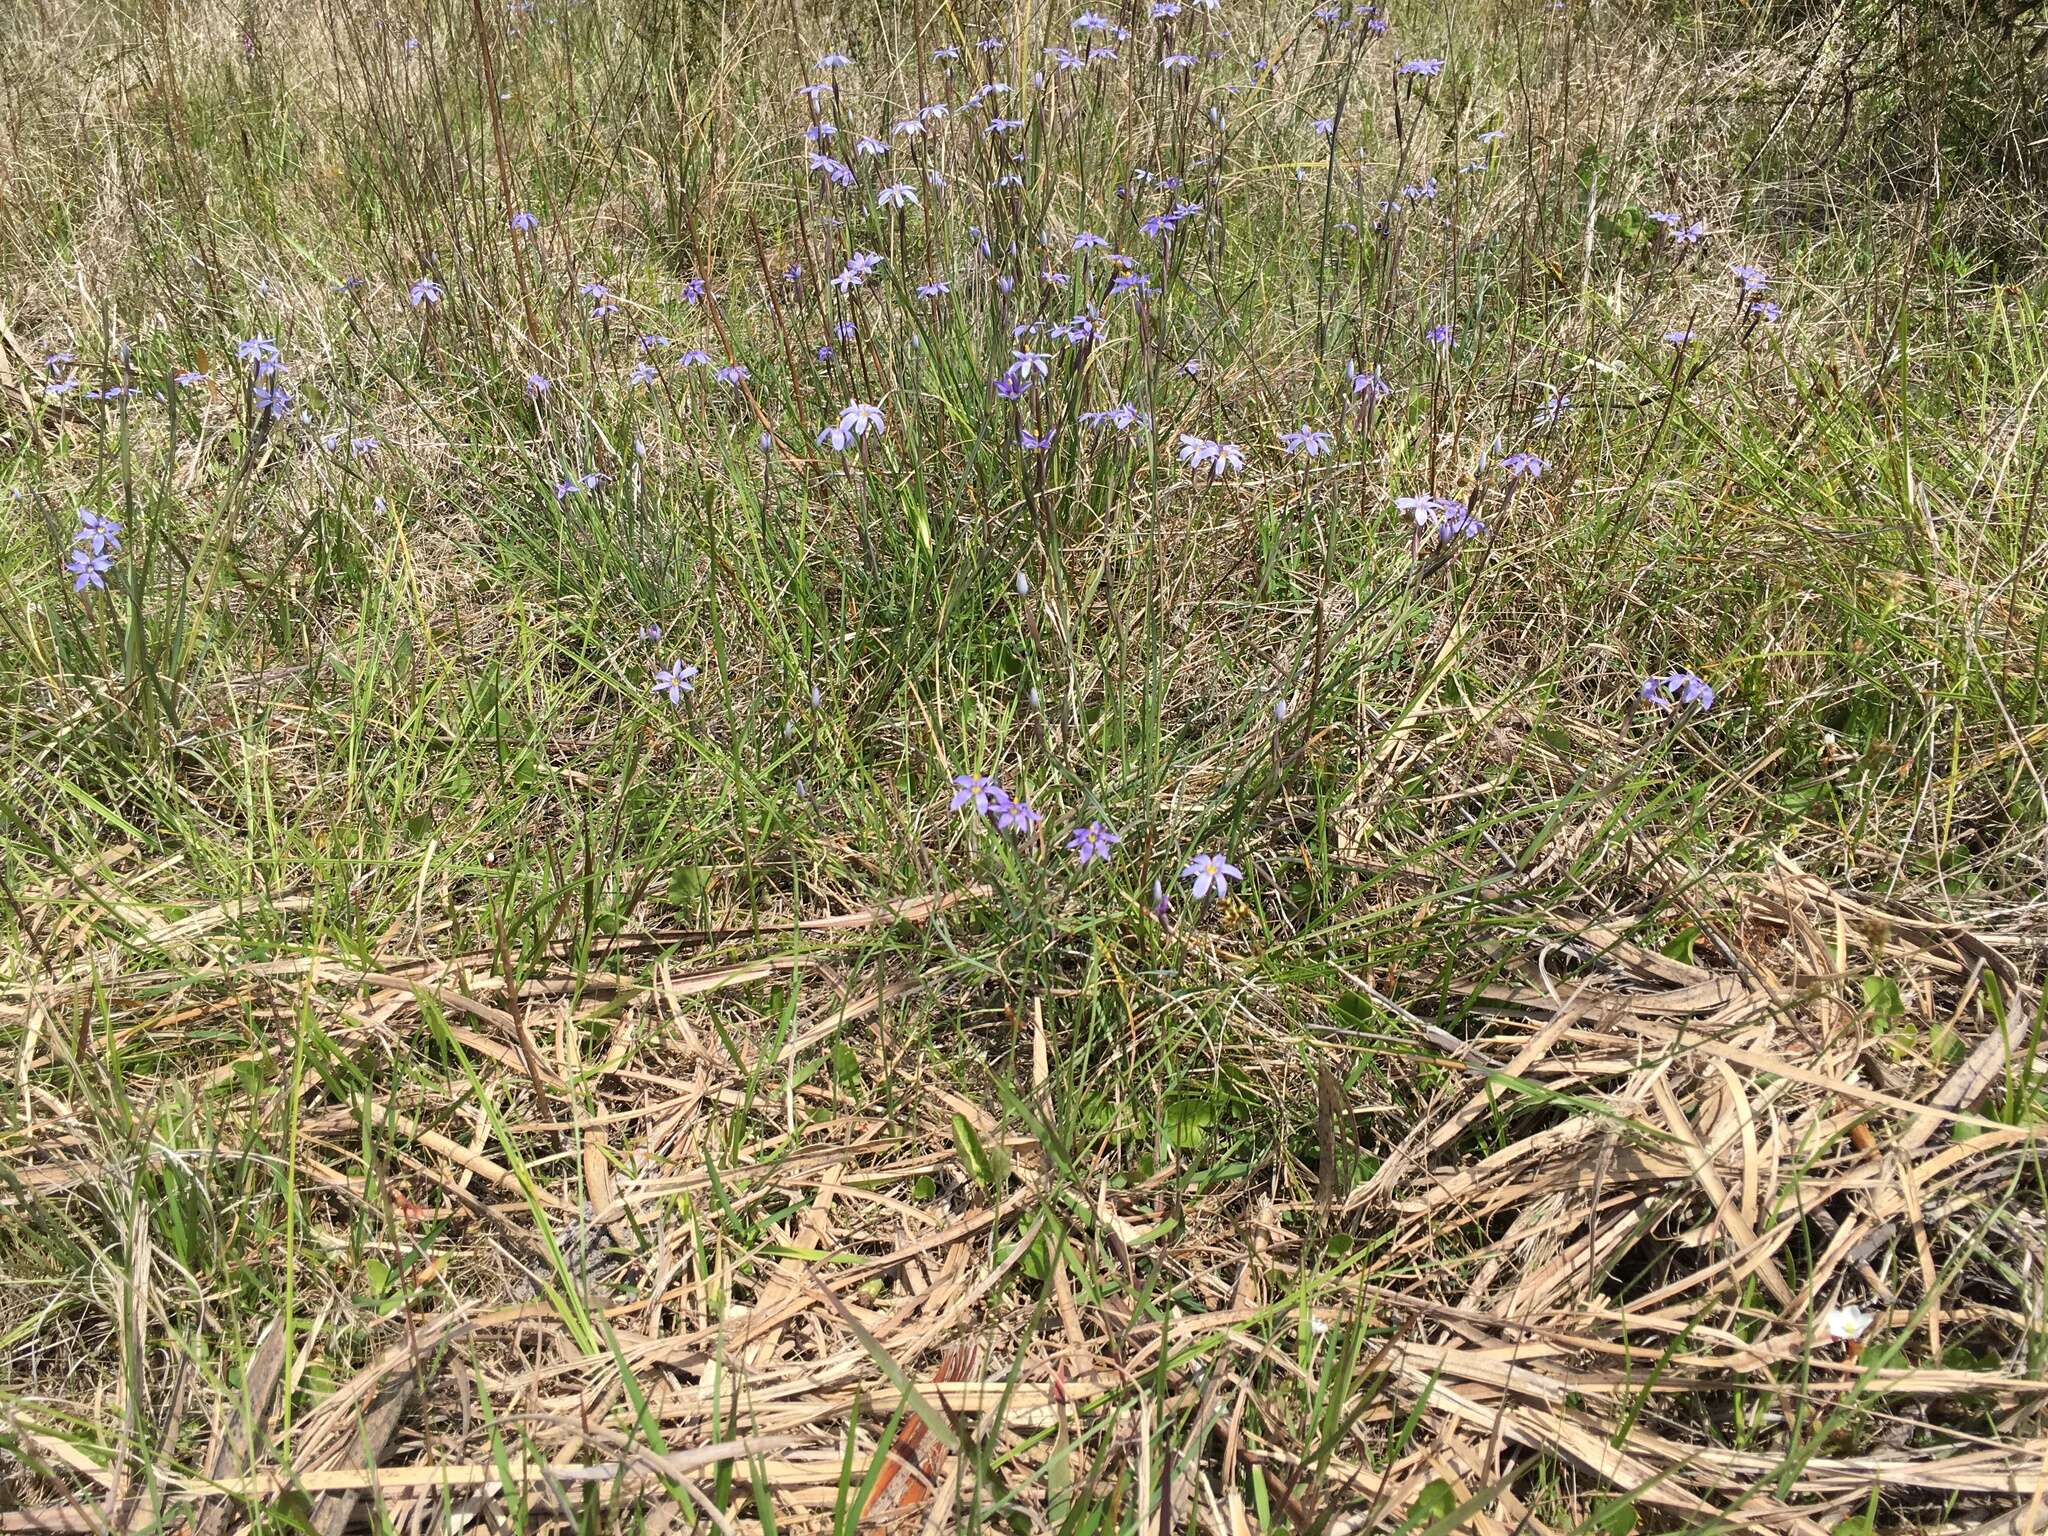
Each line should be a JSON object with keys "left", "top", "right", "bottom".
{"left": 1820, "top": 1304, "right": 1874, "bottom": 1343}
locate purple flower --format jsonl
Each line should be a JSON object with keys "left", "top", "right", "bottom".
{"left": 1280, "top": 425, "right": 1334, "bottom": 459}
{"left": 1181, "top": 852, "right": 1243, "bottom": 899}
{"left": 1650, "top": 211, "right": 1707, "bottom": 245}
{"left": 64, "top": 546, "right": 113, "bottom": 591}
{"left": 509, "top": 209, "right": 538, "bottom": 231}
{"left": 525, "top": 372, "right": 551, "bottom": 397}
{"left": 1021, "top": 427, "right": 1055, "bottom": 450}
{"left": 235, "top": 336, "right": 280, "bottom": 365}
{"left": 1750, "top": 299, "right": 1781, "bottom": 323}
{"left": 1730, "top": 263, "right": 1769, "bottom": 294}
{"left": 1435, "top": 499, "right": 1487, "bottom": 542}
{"left": 1642, "top": 670, "right": 1715, "bottom": 711}
{"left": 1501, "top": 451, "right": 1548, "bottom": 479}
{"left": 628, "top": 362, "right": 658, "bottom": 387}
{"left": 408, "top": 277, "right": 444, "bottom": 307}
{"left": 993, "top": 372, "right": 1028, "bottom": 401}
{"left": 1396, "top": 56, "right": 1444, "bottom": 76}
{"left": 173, "top": 369, "right": 206, "bottom": 387}
{"left": 1662, "top": 328, "right": 1693, "bottom": 347}
{"left": 1426, "top": 323, "right": 1454, "bottom": 351}
{"left": 1534, "top": 392, "right": 1571, "bottom": 428}
{"left": 680, "top": 277, "right": 707, "bottom": 304}
{"left": 1398, "top": 494, "right": 1484, "bottom": 541}
{"left": 836, "top": 400, "right": 883, "bottom": 439}
{"left": 877, "top": 182, "right": 919, "bottom": 210}
{"left": 714, "top": 364, "right": 750, "bottom": 385}
{"left": 831, "top": 250, "right": 884, "bottom": 292}
{"left": 1065, "top": 821, "right": 1121, "bottom": 865}
{"left": 1071, "top": 230, "right": 1109, "bottom": 251}
{"left": 1150, "top": 881, "right": 1171, "bottom": 918}
{"left": 917, "top": 280, "right": 951, "bottom": 301}
{"left": 996, "top": 798, "right": 1044, "bottom": 834}
{"left": 1176, "top": 435, "right": 1243, "bottom": 478}
{"left": 807, "top": 152, "right": 855, "bottom": 188}
{"left": 950, "top": 774, "right": 1005, "bottom": 814}
{"left": 1011, "top": 349, "right": 1052, "bottom": 382}
{"left": 1051, "top": 310, "right": 1100, "bottom": 346}
{"left": 653, "top": 661, "right": 700, "bottom": 703}
{"left": 74, "top": 509, "right": 122, "bottom": 554}
{"left": 1081, "top": 401, "right": 1151, "bottom": 433}
{"left": 1347, "top": 364, "right": 1393, "bottom": 402}
{"left": 638, "top": 623, "right": 663, "bottom": 643}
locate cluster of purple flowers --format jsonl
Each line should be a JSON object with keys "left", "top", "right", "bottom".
{"left": 1396, "top": 493, "right": 1485, "bottom": 543}
{"left": 949, "top": 774, "right": 1047, "bottom": 836}
{"left": 237, "top": 336, "right": 292, "bottom": 416}
{"left": 63, "top": 508, "right": 121, "bottom": 592}
{"left": 1649, "top": 209, "right": 1709, "bottom": 246}
{"left": 1642, "top": 670, "right": 1716, "bottom": 711}
{"left": 949, "top": 775, "right": 1242, "bottom": 901}
{"left": 1176, "top": 434, "right": 1246, "bottom": 479}
{"left": 31, "top": 0, "right": 1766, "bottom": 809}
